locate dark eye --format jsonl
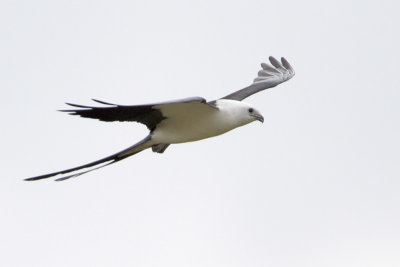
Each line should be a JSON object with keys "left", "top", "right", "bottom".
{"left": 248, "top": 108, "right": 254, "bottom": 113}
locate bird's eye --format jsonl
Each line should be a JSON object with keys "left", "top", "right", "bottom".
{"left": 248, "top": 108, "right": 254, "bottom": 113}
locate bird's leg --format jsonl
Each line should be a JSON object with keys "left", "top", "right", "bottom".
{"left": 152, "top": 144, "right": 170, "bottom": 153}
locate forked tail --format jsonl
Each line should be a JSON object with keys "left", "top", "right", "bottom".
{"left": 24, "top": 135, "right": 153, "bottom": 181}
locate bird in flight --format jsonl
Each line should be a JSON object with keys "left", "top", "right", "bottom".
{"left": 25, "top": 56, "right": 295, "bottom": 181}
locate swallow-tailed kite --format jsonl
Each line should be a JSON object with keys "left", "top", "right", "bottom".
{"left": 25, "top": 56, "right": 295, "bottom": 181}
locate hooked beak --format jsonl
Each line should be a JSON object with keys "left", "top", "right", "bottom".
{"left": 252, "top": 113, "right": 264, "bottom": 123}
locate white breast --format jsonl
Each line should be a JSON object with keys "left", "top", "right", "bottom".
{"left": 151, "top": 99, "right": 254, "bottom": 144}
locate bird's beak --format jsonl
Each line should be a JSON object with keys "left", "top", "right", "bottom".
{"left": 252, "top": 113, "right": 264, "bottom": 123}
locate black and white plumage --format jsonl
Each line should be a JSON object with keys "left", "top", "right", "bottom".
{"left": 25, "top": 56, "right": 295, "bottom": 181}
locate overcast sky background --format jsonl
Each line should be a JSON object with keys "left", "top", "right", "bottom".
{"left": 1, "top": 0, "right": 399, "bottom": 266}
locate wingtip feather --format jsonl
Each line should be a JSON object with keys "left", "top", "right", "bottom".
{"left": 281, "top": 57, "right": 295, "bottom": 74}
{"left": 91, "top": 99, "right": 115, "bottom": 105}
{"left": 65, "top": 102, "right": 91, "bottom": 108}
{"left": 269, "top": 56, "right": 283, "bottom": 68}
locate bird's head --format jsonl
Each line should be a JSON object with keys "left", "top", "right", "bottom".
{"left": 246, "top": 106, "right": 264, "bottom": 123}
{"left": 234, "top": 102, "right": 264, "bottom": 127}
{"left": 217, "top": 99, "right": 264, "bottom": 126}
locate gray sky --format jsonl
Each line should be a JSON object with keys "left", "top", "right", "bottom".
{"left": 1, "top": 0, "right": 399, "bottom": 266}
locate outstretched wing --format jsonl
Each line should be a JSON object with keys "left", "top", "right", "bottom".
{"left": 61, "top": 97, "right": 208, "bottom": 131}
{"left": 221, "top": 56, "right": 295, "bottom": 101}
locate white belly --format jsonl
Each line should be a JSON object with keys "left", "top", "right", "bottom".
{"left": 150, "top": 99, "right": 255, "bottom": 144}
{"left": 151, "top": 112, "right": 235, "bottom": 144}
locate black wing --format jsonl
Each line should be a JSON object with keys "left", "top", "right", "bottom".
{"left": 221, "top": 56, "right": 295, "bottom": 101}
{"left": 61, "top": 97, "right": 207, "bottom": 131}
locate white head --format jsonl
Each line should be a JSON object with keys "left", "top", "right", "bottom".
{"left": 216, "top": 99, "right": 264, "bottom": 127}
